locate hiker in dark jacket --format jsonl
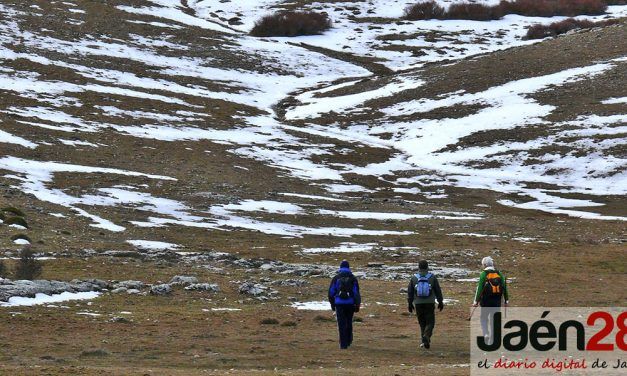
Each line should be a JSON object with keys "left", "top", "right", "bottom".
{"left": 328, "top": 260, "right": 361, "bottom": 349}
{"left": 407, "top": 260, "right": 443, "bottom": 349}
{"left": 473, "top": 256, "right": 509, "bottom": 342}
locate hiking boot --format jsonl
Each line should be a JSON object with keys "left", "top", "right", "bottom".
{"left": 422, "top": 336, "right": 430, "bottom": 349}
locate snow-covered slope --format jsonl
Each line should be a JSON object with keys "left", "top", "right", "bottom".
{"left": 0, "top": 0, "right": 625, "bottom": 248}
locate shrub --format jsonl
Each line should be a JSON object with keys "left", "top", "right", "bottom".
{"left": 281, "top": 321, "right": 297, "bottom": 327}
{"left": 14, "top": 246, "right": 42, "bottom": 280}
{"left": 402, "top": 0, "right": 610, "bottom": 21}
{"left": 503, "top": 0, "right": 607, "bottom": 17}
{"left": 2, "top": 207, "right": 25, "bottom": 217}
{"left": 393, "top": 237, "right": 405, "bottom": 247}
{"left": 10, "top": 234, "right": 32, "bottom": 243}
{"left": 250, "top": 11, "right": 331, "bottom": 37}
{"left": 313, "top": 314, "right": 335, "bottom": 322}
{"left": 404, "top": 1, "right": 446, "bottom": 20}
{"left": 0, "top": 260, "right": 7, "bottom": 278}
{"left": 260, "top": 318, "right": 279, "bottom": 325}
{"left": 80, "top": 348, "right": 110, "bottom": 357}
{"left": 526, "top": 18, "right": 617, "bottom": 39}
{"left": 446, "top": 2, "right": 504, "bottom": 20}
{"left": 5, "top": 216, "right": 28, "bottom": 228}
{"left": 501, "top": 0, "right": 556, "bottom": 16}
{"left": 557, "top": 0, "right": 607, "bottom": 16}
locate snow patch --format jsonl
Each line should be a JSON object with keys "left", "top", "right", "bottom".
{"left": 291, "top": 301, "right": 330, "bottom": 311}
{"left": 1, "top": 291, "right": 100, "bottom": 307}
{"left": 126, "top": 240, "right": 180, "bottom": 250}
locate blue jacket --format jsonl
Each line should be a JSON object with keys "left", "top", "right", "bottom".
{"left": 328, "top": 267, "right": 361, "bottom": 306}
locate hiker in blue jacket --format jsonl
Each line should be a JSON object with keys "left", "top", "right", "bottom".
{"left": 328, "top": 260, "right": 361, "bottom": 349}
{"left": 407, "top": 260, "right": 444, "bottom": 349}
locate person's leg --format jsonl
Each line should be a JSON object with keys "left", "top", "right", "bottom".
{"left": 487, "top": 305, "right": 501, "bottom": 343}
{"left": 423, "top": 303, "right": 436, "bottom": 340}
{"left": 480, "top": 304, "right": 500, "bottom": 345}
{"left": 416, "top": 304, "right": 433, "bottom": 348}
{"left": 336, "top": 305, "right": 350, "bottom": 349}
{"left": 415, "top": 304, "right": 426, "bottom": 338}
{"left": 347, "top": 306, "right": 355, "bottom": 347}
{"left": 480, "top": 306, "right": 490, "bottom": 338}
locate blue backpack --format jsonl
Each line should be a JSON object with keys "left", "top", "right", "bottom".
{"left": 415, "top": 273, "right": 432, "bottom": 298}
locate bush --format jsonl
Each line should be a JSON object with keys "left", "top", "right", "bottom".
{"left": 402, "top": 0, "right": 610, "bottom": 21}
{"left": 503, "top": 0, "right": 607, "bottom": 17}
{"left": 250, "top": 11, "right": 331, "bottom": 37}
{"left": 314, "top": 314, "right": 335, "bottom": 322}
{"left": 404, "top": 1, "right": 446, "bottom": 20}
{"left": 0, "top": 260, "right": 7, "bottom": 278}
{"left": 2, "top": 207, "right": 25, "bottom": 217}
{"left": 4, "top": 216, "right": 28, "bottom": 228}
{"left": 447, "top": 2, "right": 504, "bottom": 20}
{"left": 501, "top": 0, "right": 556, "bottom": 16}
{"left": 260, "top": 318, "right": 279, "bottom": 325}
{"left": 14, "top": 247, "right": 42, "bottom": 280}
{"left": 80, "top": 348, "right": 110, "bottom": 357}
{"left": 393, "top": 237, "right": 405, "bottom": 247}
{"left": 557, "top": 0, "right": 608, "bottom": 16}
{"left": 10, "top": 234, "right": 32, "bottom": 243}
{"left": 526, "top": 18, "right": 617, "bottom": 39}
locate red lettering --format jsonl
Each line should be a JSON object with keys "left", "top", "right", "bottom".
{"left": 542, "top": 358, "right": 588, "bottom": 372}
{"left": 586, "top": 311, "right": 614, "bottom": 351}
{"left": 616, "top": 312, "right": 627, "bottom": 351}
{"left": 494, "top": 358, "right": 536, "bottom": 369}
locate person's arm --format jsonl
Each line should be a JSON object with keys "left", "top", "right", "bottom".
{"left": 407, "top": 277, "right": 415, "bottom": 312}
{"left": 474, "top": 271, "right": 486, "bottom": 304}
{"left": 407, "top": 277, "right": 415, "bottom": 305}
{"left": 500, "top": 271, "right": 509, "bottom": 304}
{"left": 353, "top": 278, "right": 361, "bottom": 307}
{"left": 433, "top": 276, "right": 444, "bottom": 311}
{"left": 433, "top": 276, "right": 443, "bottom": 303}
{"left": 328, "top": 277, "right": 337, "bottom": 310}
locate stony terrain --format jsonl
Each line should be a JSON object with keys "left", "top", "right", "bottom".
{"left": 0, "top": 1, "right": 625, "bottom": 375}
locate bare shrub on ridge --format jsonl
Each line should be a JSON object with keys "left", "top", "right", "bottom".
{"left": 526, "top": 17, "right": 618, "bottom": 39}
{"left": 251, "top": 11, "right": 331, "bottom": 37}
{"left": 404, "top": 1, "right": 446, "bottom": 20}
{"left": 402, "top": 0, "right": 609, "bottom": 21}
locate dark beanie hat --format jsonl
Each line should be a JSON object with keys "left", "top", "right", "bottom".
{"left": 418, "top": 260, "right": 428, "bottom": 270}
{"left": 340, "top": 260, "right": 350, "bottom": 268}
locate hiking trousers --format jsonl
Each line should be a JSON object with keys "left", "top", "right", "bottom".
{"left": 335, "top": 304, "right": 355, "bottom": 349}
{"left": 414, "top": 303, "right": 435, "bottom": 340}
{"left": 481, "top": 301, "right": 501, "bottom": 344}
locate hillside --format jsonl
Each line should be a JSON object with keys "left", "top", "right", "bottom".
{"left": 0, "top": 1, "right": 625, "bottom": 375}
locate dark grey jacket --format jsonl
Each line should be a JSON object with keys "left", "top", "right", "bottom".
{"left": 407, "top": 272, "right": 443, "bottom": 305}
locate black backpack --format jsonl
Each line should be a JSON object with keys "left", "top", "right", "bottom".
{"left": 337, "top": 275, "right": 355, "bottom": 299}
{"left": 484, "top": 270, "right": 503, "bottom": 297}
